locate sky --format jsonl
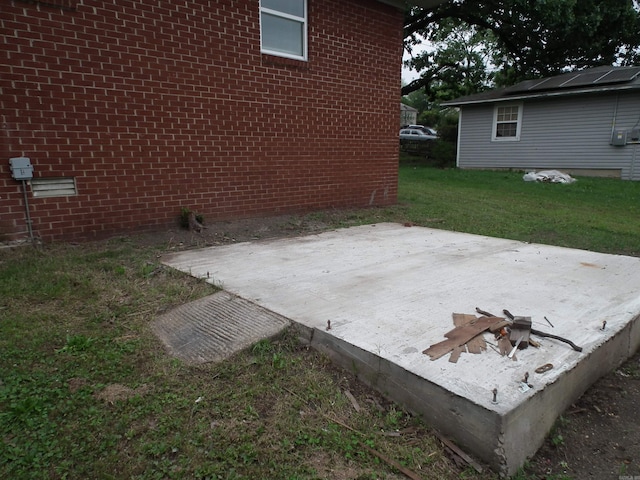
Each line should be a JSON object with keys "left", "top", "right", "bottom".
{"left": 401, "top": 39, "right": 430, "bottom": 85}
{"left": 402, "top": 62, "right": 421, "bottom": 84}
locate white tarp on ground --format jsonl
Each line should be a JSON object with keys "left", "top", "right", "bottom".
{"left": 523, "top": 170, "right": 576, "bottom": 183}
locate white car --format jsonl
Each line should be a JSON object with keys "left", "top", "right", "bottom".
{"left": 399, "top": 128, "right": 438, "bottom": 141}
{"left": 406, "top": 124, "right": 438, "bottom": 136}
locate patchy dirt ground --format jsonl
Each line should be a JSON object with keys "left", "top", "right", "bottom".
{"left": 525, "top": 357, "right": 640, "bottom": 479}
{"left": 140, "top": 213, "right": 640, "bottom": 479}
{"left": 136, "top": 213, "right": 341, "bottom": 250}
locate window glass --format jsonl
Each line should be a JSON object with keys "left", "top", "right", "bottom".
{"left": 262, "top": 0, "right": 304, "bottom": 17}
{"left": 261, "top": 0, "right": 306, "bottom": 60}
{"left": 262, "top": 13, "right": 304, "bottom": 57}
{"left": 496, "top": 123, "right": 517, "bottom": 137}
{"left": 493, "top": 104, "right": 522, "bottom": 140}
{"left": 497, "top": 106, "right": 518, "bottom": 123}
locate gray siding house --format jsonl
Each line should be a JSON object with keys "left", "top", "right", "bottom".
{"left": 400, "top": 103, "right": 418, "bottom": 126}
{"left": 442, "top": 66, "right": 640, "bottom": 180}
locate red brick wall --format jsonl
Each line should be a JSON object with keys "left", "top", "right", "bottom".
{"left": 1, "top": 0, "right": 403, "bottom": 242}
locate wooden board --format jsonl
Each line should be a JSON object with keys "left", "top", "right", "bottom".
{"left": 452, "top": 313, "right": 477, "bottom": 326}
{"left": 488, "top": 319, "right": 511, "bottom": 333}
{"left": 465, "top": 338, "right": 487, "bottom": 354}
{"left": 448, "top": 345, "right": 465, "bottom": 363}
{"left": 451, "top": 313, "right": 487, "bottom": 359}
{"left": 424, "top": 316, "right": 503, "bottom": 360}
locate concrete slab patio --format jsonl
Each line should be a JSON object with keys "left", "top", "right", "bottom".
{"left": 162, "top": 223, "right": 640, "bottom": 476}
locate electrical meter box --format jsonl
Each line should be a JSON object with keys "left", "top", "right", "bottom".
{"left": 9, "top": 157, "right": 33, "bottom": 180}
{"left": 628, "top": 128, "right": 640, "bottom": 143}
{"left": 611, "top": 130, "right": 627, "bottom": 146}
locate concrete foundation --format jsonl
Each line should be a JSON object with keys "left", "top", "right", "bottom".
{"left": 163, "top": 223, "right": 640, "bottom": 476}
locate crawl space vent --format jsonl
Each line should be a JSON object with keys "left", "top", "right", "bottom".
{"left": 31, "top": 177, "right": 77, "bottom": 198}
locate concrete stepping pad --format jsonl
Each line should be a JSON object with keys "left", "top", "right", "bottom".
{"left": 152, "top": 291, "right": 290, "bottom": 365}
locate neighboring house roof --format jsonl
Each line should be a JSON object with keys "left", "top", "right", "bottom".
{"left": 442, "top": 65, "right": 640, "bottom": 106}
{"left": 400, "top": 103, "right": 418, "bottom": 112}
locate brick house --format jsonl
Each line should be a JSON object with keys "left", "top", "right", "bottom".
{"left": 1, "top": 0, "right": 441, "bottom": 242}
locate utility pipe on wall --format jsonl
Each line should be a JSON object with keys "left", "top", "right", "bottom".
{"left": 9, "top": 157, "right": 35, "bottom": 243}
{"left": 21, "top": 179, "right": 34, "bottom": 242}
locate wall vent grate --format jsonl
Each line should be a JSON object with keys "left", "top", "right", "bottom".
{"left": 31, "top": 177, "right": 77, "bottom": 198}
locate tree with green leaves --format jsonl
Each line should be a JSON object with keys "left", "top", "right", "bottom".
{"left": 402, "top": 0, "right": 640, "bottom": 99}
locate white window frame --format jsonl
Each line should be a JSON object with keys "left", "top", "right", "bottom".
{"left": 492, "top": 103, "right": 523, "bottom": 141}
{"left": 260, "top": 0, "right": 308, "bottom": 61}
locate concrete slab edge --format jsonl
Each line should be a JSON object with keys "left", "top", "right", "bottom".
{"left": 292, "top": 313, "right": 640, "bottom": 477}
{"left": 304, "top": 327, "right": 498, "bottom": 472}
{"left": 501, "top": 312, "right": 640, "bottom": 475}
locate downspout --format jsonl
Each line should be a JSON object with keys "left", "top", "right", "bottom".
{"left": 629, "top": 103, "right": 640, "bottom": 180}
{"left": 455, "top": 108, "right": 462, "bottom": 167}
{"left": 631, "top": 145, "right": 638, "bottom": 180}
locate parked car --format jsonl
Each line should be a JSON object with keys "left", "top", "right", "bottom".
{"left": 404, "top": 124, "right": 439, "bottom": 136}
{"left": 399, "top": 128, "right": 438, "bottom": 141}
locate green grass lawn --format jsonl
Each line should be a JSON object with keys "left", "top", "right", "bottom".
{"left": 1, "top": 167, "right": 638, "bottom": 479}
{"left": 397, "top": 167, "right": 640, "bottom": 256}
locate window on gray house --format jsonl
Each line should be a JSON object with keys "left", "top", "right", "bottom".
{"left": 492, "top": 104, "right": 522, "bottom": 141}
{"left": 260, "top": 0, "right": 307, "bottom": 60}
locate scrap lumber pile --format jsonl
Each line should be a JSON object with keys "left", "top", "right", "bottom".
{"left": 423, "top": 312, "right": 505, "bottom": 363}
{"left": 423, "top": 308, "right": 582, "bottom": 363}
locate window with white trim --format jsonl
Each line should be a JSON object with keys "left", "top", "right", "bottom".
{"left": 492, "top": 103, "right": 522, "bottom": 141}
{"left": 260, "top": 0, "right": 307, "bottom": 61}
